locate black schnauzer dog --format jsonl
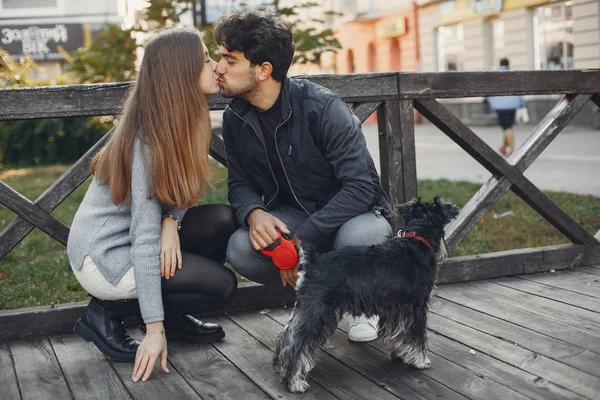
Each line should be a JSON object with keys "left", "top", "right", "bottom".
{"left": 273, "top": 197, "right": 460, "bottom": 393}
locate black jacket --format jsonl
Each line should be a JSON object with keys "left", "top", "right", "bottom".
{"left": 222, "top": 77, "right": 393, "bottom": 246}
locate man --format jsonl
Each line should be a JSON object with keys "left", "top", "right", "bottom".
{"left": 487, "top": 58, "right": 525, "bottom": 157}
{"left": 214, "top": 9, "right": 394, "bottom": 342}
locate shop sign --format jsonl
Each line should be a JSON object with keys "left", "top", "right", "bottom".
{"left": 375, "top": 17, "right": 407, "bottom": 40}
{"left": 471, "top": 0, "right": 504, "bottom": 13}
{"left": 0, "top": 24, "right": 84, "bottom": 61}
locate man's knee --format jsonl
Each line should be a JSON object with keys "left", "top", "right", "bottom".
{"left": 334, "top": 212, "right": 392, "bottom": 249}
{"left": 226, "top": 228, "right": 254, "bottom": 269}
{"left": 226, "top": 228, "right": 280, "bottom": 285}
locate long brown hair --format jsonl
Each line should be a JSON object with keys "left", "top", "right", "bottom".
{"left": 91, "top": 27, "right": 212, "bottom": 208}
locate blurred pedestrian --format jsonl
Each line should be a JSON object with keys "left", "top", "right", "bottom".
{"left": 486, "top": 58, "right": 525, "bottom": 157}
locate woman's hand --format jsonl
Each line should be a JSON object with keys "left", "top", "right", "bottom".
{"left": 133, "top": 322, "right": 168, "bottom": 382}
{"left": 160, "top": 217, "right": 182, "bottom": 279}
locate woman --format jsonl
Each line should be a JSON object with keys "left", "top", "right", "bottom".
{"left": 67, "top": 27, "right": 238, "bottom": 382}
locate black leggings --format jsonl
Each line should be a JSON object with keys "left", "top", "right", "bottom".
{"left": 161, "top": 203, "right": 239, "bottom": 317}
{"left": 104, "top": 204, "right": 239, "bottom": 318}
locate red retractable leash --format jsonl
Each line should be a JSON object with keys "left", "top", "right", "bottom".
{"left": 260, "top": 230, "right": 299, "bottom": 270}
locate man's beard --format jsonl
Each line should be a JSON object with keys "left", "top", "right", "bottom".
{"left": 219, "top": 70, "right": 259, "bottom": 100}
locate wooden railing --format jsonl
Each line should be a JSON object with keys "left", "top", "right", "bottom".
{"left": 1, "top": 70, "right": 599, "bottom": 289}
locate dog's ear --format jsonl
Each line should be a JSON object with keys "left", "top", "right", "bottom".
{"left": 435, "top": 197, "right": 461, "bottom": 222}
{"left": 396, "top": 197, "right": 420, "bottom": 217}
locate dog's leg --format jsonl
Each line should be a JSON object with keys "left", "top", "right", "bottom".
{"left": 273, "top": 300, "right": 339, "bottom": 393}
{"left": 388, "top": 304, "right": 430, "bottom": 369}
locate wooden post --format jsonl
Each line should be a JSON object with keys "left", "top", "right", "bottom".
{"left": 377, "top": 100, "right": 417, "bottom": 231}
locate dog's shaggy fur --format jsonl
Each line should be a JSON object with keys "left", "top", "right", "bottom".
{"left": 272, "top": 197, "right": 461, "bottom": 393}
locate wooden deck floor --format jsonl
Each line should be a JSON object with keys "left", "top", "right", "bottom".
{"left": 2, "top": 266, "right": 600, "bottom": 400}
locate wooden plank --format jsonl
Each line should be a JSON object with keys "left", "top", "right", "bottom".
{"left": 267, "top": 308, "right": 467, "bottom": 400}
{"left": 109, "top": 345, "right": 201, "bottom": 399}
{"left": 49, "top": 334, "right": 132, "bottom": 400}
{"left": 209, "top": 128, "right": 228, "bottom": 167}
{"left": 0, "top": 342, "right": 21, "bottom": 400}
{"left": 445, "top": 94, "right": 593, "bottom": 251}
{"left": 434, "top": 283, "right": 600, "bottom": 352}
{"left": 430, "top": 297, "right": 600, "bottom": 378}
{"left": 336, "top": 316, "right": 530, "bottom": 400}
{"left": 167, "top": 338, "right": 270, "bottom": 399}
{"left": 377, "top": 100, "right": 417, "bottom": 231}
{"left": 427, "top": 313, "right": 600, "bottom": 399}
{"left": 397, "top": 70, "right": 600, "bottom": 98}
{"left": 438, "top": 243, "right": 600, "bottom": 284}
{"left": 426, "top": 330, "right": 581, "bottom": 400}
{"left": 592, "top": 94, "right": 600, "bottom": 109}
{"left": 351, "top": 101, "right": 382, "bottom": 123}
{"left": 0, "top": 129, "right": 112, "bottom": 260}
{"left": 414, "top": 98, "right": 596, "bottom": 246}
{"left": 294, "top": 73, "right": 399, "bottom": 102}
{"left": 523, "top": 243, "right": 600, "bottom": 274}
{"left": 438, "top": 248, "right": 531, "bottom": 283}
{"left": 10, "top": 338, "right": 72, "bottom": 400}
{"left": 210, "top": 316, "right": 337, "bottom": 400}
{"left": 493, "top": 276, "right": 600, "bottom": 313}
{"left": 0, "top": 182, "right": 70, "bottom": 245}
{"left": 481, "top": 280, "right": 600, "bottom": 332}
{"left": 580, "top": 266, "right": 600, "bottom": 277}
{"left": 0, "top": 282, "right": 295, "bottom": 342}
{"left": 518, "top": 269, "right": 600, "bottom": 299}
{"left": 229, "top": 312, "right": 401, "bottom": 400}
{"left": 0, "top": 74, "right": 397, "bottom": 121}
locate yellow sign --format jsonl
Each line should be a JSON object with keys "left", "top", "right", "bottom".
{"left": 375, "top": 17, "right": 407, "bottom": 40}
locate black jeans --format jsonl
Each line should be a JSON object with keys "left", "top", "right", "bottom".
{"left": 103, "top": 204, "right": 239, "bottom": 318}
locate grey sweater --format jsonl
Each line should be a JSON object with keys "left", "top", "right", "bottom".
{"left": 67, "top": 140, "right": 187, "bottom": 323}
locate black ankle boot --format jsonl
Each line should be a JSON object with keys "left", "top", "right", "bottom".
{"left": 162, "top": 315, "right": 225, "bottom": 344}
{"left": 74, "top": 297, "right": 139, "bottom": 363}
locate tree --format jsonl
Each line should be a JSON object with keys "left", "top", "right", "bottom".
{"left": 68, "top": 24, "right": 138, "bottom": 84}
{"left": 276, "top": 2, "right": 342, "bottom": 65}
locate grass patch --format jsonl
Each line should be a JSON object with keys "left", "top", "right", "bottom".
{"left": 0, "top": 166, "right": 598, "bottom": 310}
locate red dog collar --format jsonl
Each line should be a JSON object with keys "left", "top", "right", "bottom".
{"left": 260, "top": 231, "right": 299, "bottom": 270}
{"left": 396, "top": 230, "right": 435, "bottom": 252}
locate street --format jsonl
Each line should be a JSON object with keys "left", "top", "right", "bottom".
{"left": 362, "top": 122, "right": 600, "bottom": 197}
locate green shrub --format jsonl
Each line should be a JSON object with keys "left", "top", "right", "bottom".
{"left": 0, "top": 117, "right": 112, "bottom": 167}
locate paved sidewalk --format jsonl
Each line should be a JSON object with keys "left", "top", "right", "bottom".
{"left": 362, "top": 122, "right": 600, "bottom": 197}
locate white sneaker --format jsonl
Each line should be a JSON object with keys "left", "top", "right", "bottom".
{"left": 348, "top": 314, "right": 379, "bottom": 342}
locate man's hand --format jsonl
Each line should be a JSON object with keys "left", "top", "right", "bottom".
{"left": 247, "top": 209, "right": 290, "bottom": 250}
{"left": 279, "top": 234, "right": 302, "bottom": 288}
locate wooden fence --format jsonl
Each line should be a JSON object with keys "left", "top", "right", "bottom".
{"left": 0, "top": 71, "right": 599, "bottom": 339}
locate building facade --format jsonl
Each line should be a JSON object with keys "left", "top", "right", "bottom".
{"left": 334, "top": 5, "right": 419, "bottom": 74}
{"left": 0, "top": 0, "right": 141, "bottom": 80}
{"left": 417, "top": 0, "right": 599, "bottom": 126}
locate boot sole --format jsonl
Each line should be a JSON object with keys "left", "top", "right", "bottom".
{"left": 166, "top": 329, "right": 225, "bottom": 344}
{"left": 74, "top": 320, "right": 136, "bottom": 363}
{"left": 140, "top": 325, "right": 226, "bottom": 344}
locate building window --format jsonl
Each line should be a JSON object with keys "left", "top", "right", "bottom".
{"left": 436, "top": 23, "right": 464, "bottom": 71}
{"left": 390, "top": 38, "right": 400, "bottom": 71}
{"left": 2, "top": 0, "right": 57, "bottom": 7}
{"left": 368, "top": 42, "right": 376, "bottom": 72}
{"left": 533, "top": 1, "right": 573, "bottom": 70}
{"left": 484, "top": 18, "right": 504, "bottom": 70}
{"left": 347, "top": 49, "right": 355, "bottom": 73}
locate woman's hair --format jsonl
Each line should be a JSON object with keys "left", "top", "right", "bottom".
{"left": 91, "top": 27, "right": 212, "bottom": 208}
{"left": 213, "top": 9, "right": 294, "bottom": 82}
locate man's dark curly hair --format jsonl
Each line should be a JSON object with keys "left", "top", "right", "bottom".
{"left": 213, "top": 9, "right": 294, "bottom": 82}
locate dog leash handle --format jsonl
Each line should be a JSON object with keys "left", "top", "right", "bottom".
{"left": 260, "top": 230, "right": 299, "bottom": 270}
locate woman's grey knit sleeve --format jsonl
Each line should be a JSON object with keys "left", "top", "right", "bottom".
{"left": 129, "top": 141, "right": 164, "bottom": 323}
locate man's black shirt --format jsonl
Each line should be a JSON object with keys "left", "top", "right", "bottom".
{"left": 256, "top": 89, "right": 303, "bottom": 210}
